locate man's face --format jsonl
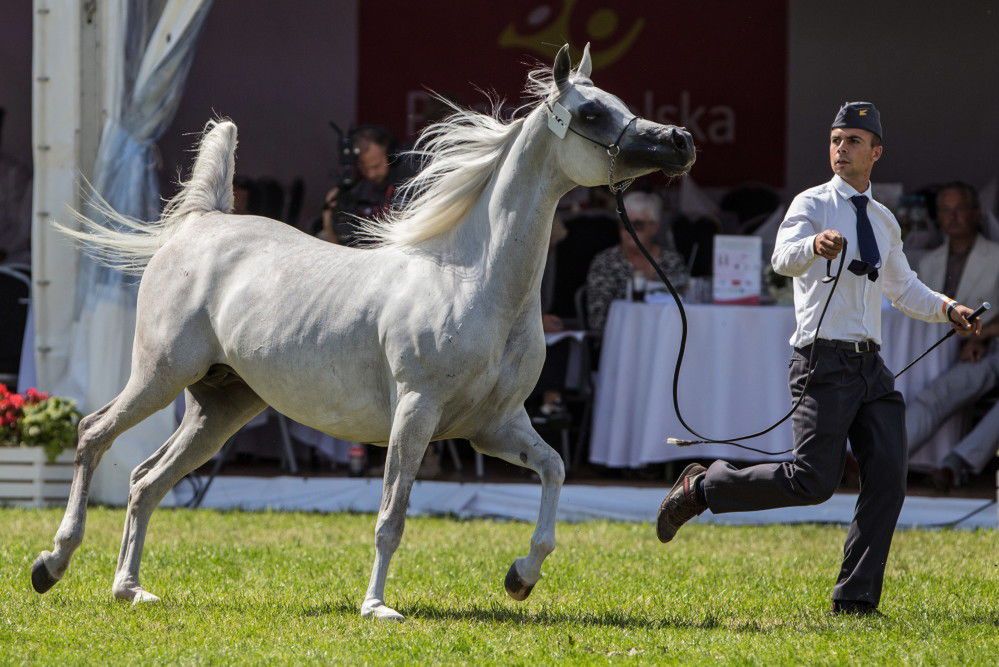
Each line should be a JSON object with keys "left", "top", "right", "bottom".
{"left": 829, "top": 128, "right": 882, "bottom": 182}
{"left": 357, "top": 140, "right": 390, "bottom": 184}
{"left": 936, "top": 188, "right": 980, "bottom": 241}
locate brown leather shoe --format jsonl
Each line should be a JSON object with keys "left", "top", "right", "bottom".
{"left": 656, "top": 463, "right": 707, "bottom": 543}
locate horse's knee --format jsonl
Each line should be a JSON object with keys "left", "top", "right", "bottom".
{"left": 75, "top": 418, "right": 113, "bottom": 463}
{"left": 129, "top": 458, "right": 160, "bottom": 487}
{"left": 129, "top": 465, "right": 148, "bottom": 487}
{"left": 127, "top": 476, "right": 168, "bottom": 515}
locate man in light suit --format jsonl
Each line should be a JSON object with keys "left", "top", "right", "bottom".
{"left": 908, "top": 182, "right": 999, "bottom": 488}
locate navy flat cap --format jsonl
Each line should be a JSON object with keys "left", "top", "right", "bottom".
{"left": 831, "top": 101, "right": 882, "bottom": 141}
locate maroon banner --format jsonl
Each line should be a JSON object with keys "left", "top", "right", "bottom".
{"left": 359, "top": 1, "right": 787, "bottom": 187}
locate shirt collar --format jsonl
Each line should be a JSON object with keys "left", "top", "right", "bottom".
{"left": 830, "top": 174, "right": 873, "bottom": 201}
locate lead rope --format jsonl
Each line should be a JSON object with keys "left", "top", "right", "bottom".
{"left": 613, "top": 187, "right": 847, "bottom": 455}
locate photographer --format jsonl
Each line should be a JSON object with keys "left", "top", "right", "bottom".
{"left": 315, "top": 125, "right": 413, "bottom": 247}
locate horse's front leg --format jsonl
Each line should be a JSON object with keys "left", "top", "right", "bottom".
{"left": 472, "top": 409, "right": 565, "bottom": 600}
{"left": 361, "top": 392, "right": 439, "bottom": 622}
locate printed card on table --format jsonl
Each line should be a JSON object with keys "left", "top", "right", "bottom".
{"left": 712, "top": 235, "right": 762, "bottom": 304}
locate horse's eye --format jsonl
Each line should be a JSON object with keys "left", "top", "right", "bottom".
{"left": 579, "top": 104, "right": 602, "bottom": 122}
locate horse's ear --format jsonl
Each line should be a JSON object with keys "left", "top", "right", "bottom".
{"left": 577, "top": 42, "right": 593, "bottom": 79}
{"left": 553, "top": 44, "right": 571, "bottom": 91}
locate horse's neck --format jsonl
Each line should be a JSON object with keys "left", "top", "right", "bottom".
{"left": 451, "top": 110, "right": 569, "bottom": 317}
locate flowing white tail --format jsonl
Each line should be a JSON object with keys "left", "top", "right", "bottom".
{"left": 57, "top": 119, "right": 237, "bottom": 276}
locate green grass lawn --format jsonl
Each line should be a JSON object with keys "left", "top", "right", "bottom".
{"left": 1, "top": 508, "right": 996, "bottom": 664}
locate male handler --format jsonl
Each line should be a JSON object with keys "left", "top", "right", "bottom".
{"left": 656, "top": 102, "right": 982, "bottom": 615}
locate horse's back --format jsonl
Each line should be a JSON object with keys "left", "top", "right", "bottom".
{"left": 132, "top": 214, "right": 382, "bottom": 430}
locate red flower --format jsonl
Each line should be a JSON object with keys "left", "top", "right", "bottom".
{"left": 0, "top": 388, "right": 26, "bottom": 431}
{"left": 25, "top": 388, "right": 48, "bottom": 404}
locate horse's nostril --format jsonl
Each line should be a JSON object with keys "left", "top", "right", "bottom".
{"left": 670, "top": 128, "right": 687, "bottom": 151}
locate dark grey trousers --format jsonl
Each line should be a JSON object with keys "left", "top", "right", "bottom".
{"left": 702, "top": 345, "right": 907, "bottom": 606}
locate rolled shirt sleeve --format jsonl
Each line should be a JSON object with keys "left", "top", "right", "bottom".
{"left": 771, "top": 193, "right": 820, "bottom": 277}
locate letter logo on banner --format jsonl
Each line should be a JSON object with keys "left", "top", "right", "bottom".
{"left": 498, "top": 1, "right": 645, "bottom": 71}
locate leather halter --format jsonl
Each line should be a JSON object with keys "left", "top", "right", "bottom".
{"left": 545, "top": 101, "right": 639, "bottom": 193}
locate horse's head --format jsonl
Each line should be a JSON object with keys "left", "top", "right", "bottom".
{"left": 544, "top": 44, "right": 695, "bottom": 188}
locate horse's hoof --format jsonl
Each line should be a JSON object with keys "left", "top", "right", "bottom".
{"left": 31, "top": 555, "right": 59, "bottom": 594}
{"left": 504, "top": 562, "right": 535, "bottom": 601}
{"left": 361, "top": 598, "right": 405, "bottom": 622}
{"left": 131, "top": 589, "right": 161, "bottom": 605}
{"left": 113, "top": 583, "right": 161, "bottom": 605}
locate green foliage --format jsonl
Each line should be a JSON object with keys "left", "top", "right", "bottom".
{"left": 1, "top": 509, "right": 996, "bottom": 664}
{"left": 18, "top": 397, "right": 81, "bottom": 462}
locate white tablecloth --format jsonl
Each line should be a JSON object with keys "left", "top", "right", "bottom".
{"left": 590, "top": 301, "right": 960, "bottom": 468}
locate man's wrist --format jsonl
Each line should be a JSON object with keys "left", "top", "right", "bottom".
{"left": 942, "top": 297, "right": 958, "bottom": 322}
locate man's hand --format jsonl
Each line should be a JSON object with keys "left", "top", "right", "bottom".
{"left": 813, "top": 230, "right": 844, "bottom": 260}
{"left": 948, "top": 303, "right": 984, "bottom": 337}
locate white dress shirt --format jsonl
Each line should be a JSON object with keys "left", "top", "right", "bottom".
{"left": 772, "top": 175, "right": 952, "bottom": 348}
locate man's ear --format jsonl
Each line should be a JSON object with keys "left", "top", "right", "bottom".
{"left": 872, "top": 145, "right": 883, "bottom": 162}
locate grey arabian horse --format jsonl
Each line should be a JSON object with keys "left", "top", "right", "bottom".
{"left": 33, "top": 44, "right": 694, "bottom": 620}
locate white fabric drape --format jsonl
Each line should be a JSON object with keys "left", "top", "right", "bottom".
{"left": 57, "top": 0, "right": 212, "bottom": 504}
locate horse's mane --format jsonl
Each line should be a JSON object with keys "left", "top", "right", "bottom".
{"left": 358, "top": 64, "right": 574, "bottom": 248}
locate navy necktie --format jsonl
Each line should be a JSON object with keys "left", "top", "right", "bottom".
{"left": 850, "top": 195, "right": 880, "bottom": 282}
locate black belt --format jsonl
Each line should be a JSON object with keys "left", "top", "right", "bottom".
{"left": 804, "top": 338, "right": 880, "bottom": 354}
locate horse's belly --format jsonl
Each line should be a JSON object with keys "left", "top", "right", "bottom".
{"left": 224, "top": 339, "right": 394, "bottom": 443}
{"left": 250, "top": 380, "right": 393, "bottom": 443}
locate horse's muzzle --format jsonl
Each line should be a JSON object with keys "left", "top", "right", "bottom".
{"left": 619, "top": 122, "right": 695, "bottom": 175}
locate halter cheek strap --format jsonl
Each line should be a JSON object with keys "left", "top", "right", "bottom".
{"left": 546, "top": 101, "right": 638, "bottom": 192}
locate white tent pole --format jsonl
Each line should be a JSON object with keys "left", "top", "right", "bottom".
{"left": 30, "top": 1, "right": 102, "bottom": 390}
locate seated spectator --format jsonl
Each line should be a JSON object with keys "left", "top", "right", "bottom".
{"left": 907, "top": 181, "right": 999, "bottom": 488}
{"left": 314, "top": 125, "right": 413, "bottom": 247}
{"left": 585, "top": 191, "right": 688, "bottom": 332}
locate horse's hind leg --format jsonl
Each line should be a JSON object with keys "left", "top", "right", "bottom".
{"left": 361, "top": 392, "right": 440, "bottom": 622}
{"left": 112, "top": 379, "right": 265, "bottom": 603}
{"left": 472, "top": 409, "right": 565, "bottom": 601}
{"left": 32, "top": 372, "right": 189, "bottom": 594}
